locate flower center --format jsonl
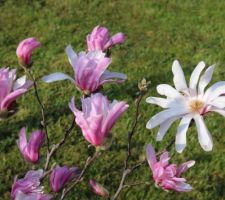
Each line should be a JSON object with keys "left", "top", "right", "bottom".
{"left": 189, "top": 99, "right": 204, "bottom": 113}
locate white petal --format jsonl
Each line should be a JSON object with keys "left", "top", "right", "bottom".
{"left": 156, "top": 116, "right": 180, "bottom": 141}
{"left": 100, "top": 70, "right": 127, "bottom": 83}
{"left": 65, "top": 45, "right": 78, "bottom": 69}
{"left": 146, "top": 108, "right": 187, "bottom": 130}
{"left": 172, "top": 60, "right": 187, "bottom": 92}
{"left": 87, "top": 50, "right": 105, "bottom": 59}
{"left": 194, "top": 114, "right": 213, "bottom": 151}
{"left": 42, "top": 72, "right": 74, "bottom": 83}
{"left": 210, "top": 108, "right": 225, "bottom": 117}
{"left": 189, "top": 61, "right": 205, "bottom": 95}
{"left": 175, "top": 114, "right": 192, "bottom": 153}
{"left": 209, "top": 96, "right": 225, "bottom": 109}
{"left": 204, "top": 81, "right": 225, "bottom": 102}
{"left": 198, "top": 64, "right": 216, "bottom": 95}
{"left": 157, "top": 84, "right": 182, "bottom": 99}
{"left": 146, "top": 97, "right": 174, "bottom": 109}
{"left": 13, "top": 75, "right": 26, "bottom": 90}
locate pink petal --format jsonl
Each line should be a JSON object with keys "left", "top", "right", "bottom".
{"left": 146, "top": 144, "right": 157, "bottom": 171}
{"left": 1, "top": 89, "right": 27, "bottom": 110}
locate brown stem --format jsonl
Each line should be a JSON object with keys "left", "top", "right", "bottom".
{"left": 125, "top": 91, "right": 145, "bottom": 169}
{"left": 60, "top": 151, "right": 100, "bottom": 200}
{"left": 44, "top": 116, "right": 75, "bottom": 171}
{"left": 112, "top": 91, "right": 145, "bottom": 200}
{"left": 25, "top": 69, "right": 50, "bottom": 152}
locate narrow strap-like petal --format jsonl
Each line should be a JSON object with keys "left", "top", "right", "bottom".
{"left": 172, "top": 60, "right": 187, "bottom": 92}
{"left": 146, "top": 108, "right": 188, "bottom": 130}
{"left": 175, "top": 114, "right": 192, "bottom": 153}
{"left": 146, "top": 144, "right": 157, "bottom": 171}
{"left": 189, "top": 61, "right": 205, "bottom": 96}
{"left": 157, "top": 84, "right": 182, "bottom": 99}
{"left": 42, "top": 72, "right": 74, "bottom": 83}
{"left": 198, "top": 64, "right": 216, "bottom": 95}
{"left": 194, "top": 114, "right": 213, "bottom": 151}
{"left": 156, "top": 116, "right": 180, "bottom": 141}
{"left": 204, "top": 81, "right": 225, "bottom": 102}
{"left": 65, "top": 45, "right": 78, "bottom": 71}
{"left": 99, "top": 70, "right": 127, "bottom": 85}
{"left": 18, "top": 127, "right": 27, "bottom": 152}
{"left": 176, "top": 160, "right": 195, "bottom": 177}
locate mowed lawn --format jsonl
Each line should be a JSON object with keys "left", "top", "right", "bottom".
{"left": 1, "top": 0, "right": 225, "bottom": 199}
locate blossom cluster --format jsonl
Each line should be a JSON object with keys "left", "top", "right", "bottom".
{"left": 0, "top": 24, "right": 224, "bottom": 199}
{"left": 9, "top": 26, "right": 129, "bottom": 199}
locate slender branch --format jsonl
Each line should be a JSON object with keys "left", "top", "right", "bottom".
{"left": 112, "top": 91, "right": 145, "bottom": 200}
{"left": 44, "top": 116, "right": 75, "bottom": 171}
{"left": 111, "top": 160, "right": 147, "bottom": 200}
{"left": 125, "top": 91, "right": 145, "bottom": 169}
{"left": 112, "top": 169, "right": 131, "bottom": 200}
{"left": 60, "top": 151, "right": 100, "bottom": 200}
{"left": 112, "top": 118, "right": 175, "bottom": 199}
{"left": 111, "top": 137, "right": 175, "bottom": 200}
{"left": 25, "top": 69, "right": 50, "bottom": 152}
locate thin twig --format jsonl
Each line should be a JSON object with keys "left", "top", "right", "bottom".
{"left": 112, "top": 112, "right": 175, "bottom": 199}
{"left": 112, "top": 91, "right": 145, "bottom": 200}
{"left": 60, "top": 151, "right": 100, "bottom": 200}
{"left": 125, "top": 91, "right": 145, "bottom": 169}
{"left": 25, "top": 69, "right": 50, "bottom": 152}
{"left": 44, "top": 116, "right": 75, "bottom": 171}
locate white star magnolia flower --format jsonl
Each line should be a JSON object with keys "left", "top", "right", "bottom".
{"left": 146, "top": 60, "right": 225, "bottom": 153}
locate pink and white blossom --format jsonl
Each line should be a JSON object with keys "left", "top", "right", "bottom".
{"left": 87, "top": 25, "right": 125, "bottom": 51}
{"left": 146, "top": 144, "right": 195, "bottom": 192}
{"left": 50, "top": 165, "right": 80, "bottom": 192}
{"left": 42, "top": 45, "right": 127, "bottom": 94}
{"left": 16, "top": 37, "right": 41, "bottom": 67}
{"left": 11, "top": 169, "right": 52, "bottom": 200}
{"left": 18, "top": 128, "right": 45, "bottom": 164}
{"left": 69, "top": 93, "right": 128, "bottom": 146}
{"left": 0, "top": 68, "right": 32, "bottom": 118}
{"left": 146, "top": 60, "right": 225, "bottom": 152}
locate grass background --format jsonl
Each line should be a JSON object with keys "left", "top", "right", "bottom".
{"left": 1, "top": 0, "right": 225, "bottom": 199}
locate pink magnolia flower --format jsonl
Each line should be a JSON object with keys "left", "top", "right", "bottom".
{"left": 69, "top": 93, "right": 129, "bottom": 146}
{"left": 16, "top": 37, "right": 41, "bottom": 67}
{"left": 11, "top": 169, "right": 52, "bottom": 200}
{"left": 89, "top": 179, "right": 109, "bottom": 197}
{"left": 18, "top": 127, "right": 45, "bottom": 164}
{"left": 0, "top": 68, "right": 33, "bottom": 118}
{"left": 50, "top": 165, "right": 80, "bottom": 192}
{"left": 87, "top": 25, "right": 126, "bottom": 51}
{"left": 146, "top": 144, "right": 195, "bottom": 192}
{"left": 42, "top": 45, "right": 127, "bottom": 94}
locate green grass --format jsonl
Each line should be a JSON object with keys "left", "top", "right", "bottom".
{"left": 1, "top": 0, "right": 225, "bottom": 199}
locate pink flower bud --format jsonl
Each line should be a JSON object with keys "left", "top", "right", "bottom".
{"left": 87, "top": 26, "right": 126, "bottom": 51}
{"left": 11, "top": 169, "right": 52, "bottom": 200}
{"left": 69, "top": 93, "right": 128, "bottom": 146}
{"left": 89, "top": 179, "right": 109, "bottom": 197}
{"left": 50, "top": 166, "right": 80, "bottom": 192}
{"left": 0, "top": 68, "right": 33, "bottom": 119}
{"left": 18, "top": 128, "right": 45, "bottom": 164}
{"left": 146, "top": 144, "right": 195, "bottom": 192}
{"left": 16, "top": 37, "right": 41, "bottom": 67}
